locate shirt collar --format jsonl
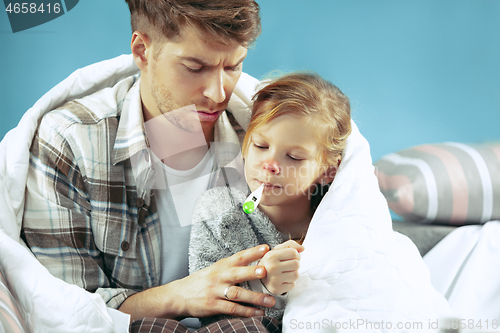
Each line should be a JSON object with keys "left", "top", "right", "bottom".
{"left": 212, "top": 111, "right": 244, "bottom": 170}
{"left": 112, "top": 78, "right": 149, "bottom": 165}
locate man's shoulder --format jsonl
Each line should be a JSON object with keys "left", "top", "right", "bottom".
{"left": 40, "top": 75, "right": 138, "bottom": 131}
{"left": 46, "top": 100, "right": 116, "bottom": 128}
{"left": 36, "top": 100, "right": 119, "bottom": 150}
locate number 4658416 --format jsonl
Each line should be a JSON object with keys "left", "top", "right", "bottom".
{"left": 5, "top": 3, "right": 61, "bottom": 14}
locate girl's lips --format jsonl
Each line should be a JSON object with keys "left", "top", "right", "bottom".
{"left": 256, "top": 180, "right": 281, "bottom": 189}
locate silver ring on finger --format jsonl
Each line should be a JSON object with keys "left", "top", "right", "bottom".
{"left": 223, "top": 286, "right": 231, "bottom": 300}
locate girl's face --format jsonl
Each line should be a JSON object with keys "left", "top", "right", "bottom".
{"left": 244, "top": 114, "right": 327, "bottom": 207}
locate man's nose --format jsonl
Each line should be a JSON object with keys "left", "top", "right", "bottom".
{"left": 203, "top": 70, "right": 226, "bottom": 104}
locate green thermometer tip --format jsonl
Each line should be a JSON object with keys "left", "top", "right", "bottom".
{"left": 243, "top": 183, "right": 264, "bottom": 214}
{"left": 243, "top": 201, "right": 255, "bottom": 214}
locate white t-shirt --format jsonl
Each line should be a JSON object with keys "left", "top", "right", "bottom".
{"left": 154, "top": 150, "right": 214, "bottom": 286}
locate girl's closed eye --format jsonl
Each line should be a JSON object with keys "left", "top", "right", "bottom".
{"left": 287, "top": 154, "right": 305, "bottom": 162}
{"left": 253, "top": 142, "right": 268, "bottom": 149}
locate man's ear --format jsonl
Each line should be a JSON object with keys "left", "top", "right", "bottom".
{"left": 131, "top": 31, "right": 151, "bottom": 72}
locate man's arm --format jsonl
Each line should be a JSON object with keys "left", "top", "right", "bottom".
{"left": 23, "top": 109, "right": 138, "bottom": 308}
{"left": 118, "top": 245, "right": 276, "bottom": 321}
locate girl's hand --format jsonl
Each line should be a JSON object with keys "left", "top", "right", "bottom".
{"left": 259, "top": 240, "right": 305, "bottom": 295}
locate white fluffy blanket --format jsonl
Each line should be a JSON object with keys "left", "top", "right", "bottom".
{"left": 0, "top": 53, "right": 454, "bottom": 332}
{"left": 424, "top": 221, "right": 500, "bottom": 322}
{"left": 0, "top": 55, "right": 140, "bottom": 333}
{"left": 282, "top": 122, "right": 456, "bottom": 332}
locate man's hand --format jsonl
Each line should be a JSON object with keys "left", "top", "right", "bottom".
{"left": 259, "top": 240, "right": 304, "bottom": 295}
{"left": 118, "top": 244, "right": 276, "bottom": 321}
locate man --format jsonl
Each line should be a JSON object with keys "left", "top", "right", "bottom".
{"left": 21, "top": 1, "right": 280, "bottom": 332}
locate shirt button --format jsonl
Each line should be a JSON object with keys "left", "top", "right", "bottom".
{"left": 121, "top": 241, "right": 130, "bottom": 251}
{"left": 136, "top": 198, "right": 144, "bottom": 208}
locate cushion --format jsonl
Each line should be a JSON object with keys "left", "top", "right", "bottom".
{"left": 0, "top": 270, "right": 28, "bottom": 333}
{"left": 375, "top": 142, "right": 500, "bottom": 225}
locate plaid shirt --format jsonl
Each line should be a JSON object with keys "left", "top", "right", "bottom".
{"left": 22, "top": 75, "right": 247, "bottom": 309}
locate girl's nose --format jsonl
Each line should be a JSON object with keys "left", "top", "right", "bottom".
{"left": 262, "top": 160, "right": 280, "bottom": 174}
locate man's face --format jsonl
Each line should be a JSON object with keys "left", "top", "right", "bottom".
{"left": 143, "top": 27, "right": 248, "bottom": 141}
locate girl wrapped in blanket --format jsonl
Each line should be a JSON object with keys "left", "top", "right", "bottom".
{"left": 189, "top": 71, "right": 352, "bottom": 324}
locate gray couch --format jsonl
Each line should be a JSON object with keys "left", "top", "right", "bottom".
{"left": 392, "top": 221, "right": 457, "bottom": 256}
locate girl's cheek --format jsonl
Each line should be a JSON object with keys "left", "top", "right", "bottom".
{"left": 247, "top": 157, "right": 262, "bottom": 171}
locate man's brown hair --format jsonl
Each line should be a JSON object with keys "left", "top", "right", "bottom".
{"left": 124, "top": 0, "right": 261, "bottom": 47}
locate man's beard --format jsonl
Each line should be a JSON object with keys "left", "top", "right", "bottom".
{"left": 150, "top": 74, "right": 203, "bottom": 134}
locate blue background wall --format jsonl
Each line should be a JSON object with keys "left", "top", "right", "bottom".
{"left": 1, "top": 0, "right": 499, "bottom": 162}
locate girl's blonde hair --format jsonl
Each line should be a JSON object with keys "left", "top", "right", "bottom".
{"left": 242, "top": 71, "right": 352, "bottom": 169}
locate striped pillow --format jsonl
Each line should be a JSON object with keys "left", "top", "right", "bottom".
{"left": 0, "top": 270, "right": 28, "bottom": 333}
{"left": 375, "top": 143, "right": 500, "bottom": 225}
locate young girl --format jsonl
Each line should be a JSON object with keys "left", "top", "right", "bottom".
{"left": 189, "top": 71, "right": 352, "bottom": 324}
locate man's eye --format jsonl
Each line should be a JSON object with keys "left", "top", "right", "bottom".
{"left": 227, "top": 65, "right": 242, "bottom": 72}
{"left": 186, "top": 66, "right": 203, "bottom": 73}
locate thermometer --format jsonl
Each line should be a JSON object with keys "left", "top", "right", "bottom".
{"left": 242, "top": 183, "right": 265, "bottom": 214}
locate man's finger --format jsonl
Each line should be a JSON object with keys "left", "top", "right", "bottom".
{"left": 223, "top": 264, "right": 267, "bottom": 284}
{"left": 224, "top": 286, "right": 276, "bottom": 310}
{"left": 225, "top": 245, "right": 269, "bottom": 267}
{"left": 218, "top": 299, "right": 265, "bottom": 317}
